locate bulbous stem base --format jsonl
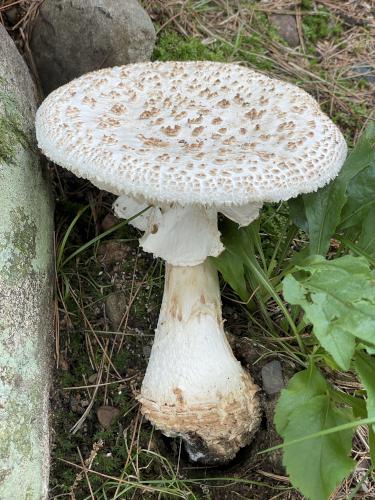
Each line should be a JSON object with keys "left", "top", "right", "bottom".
{"left": 139, "top": 260, "right": 261, "bottom": 464}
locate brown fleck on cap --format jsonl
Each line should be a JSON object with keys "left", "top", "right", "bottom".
{"left": 36, "top": 61, "right": 347, "bottom": 205}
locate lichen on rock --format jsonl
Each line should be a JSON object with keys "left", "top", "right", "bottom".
{"left": 0, "top": 24, "right": 53, "bottom": 499}
{"left": 0, "top": 80, "right": 30, "bottom": 165}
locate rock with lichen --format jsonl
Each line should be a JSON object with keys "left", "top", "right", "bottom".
{"left": 0, "top": 24, "right": 53, "bottom": 499}
{"left": 30, "top": 0, "right": 156, "bottom": 94}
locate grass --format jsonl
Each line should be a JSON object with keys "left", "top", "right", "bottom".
{"left": 1, "top": 0, "right": 375, "bottom": 498}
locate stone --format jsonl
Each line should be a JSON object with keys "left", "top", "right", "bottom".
{"left": 97, "top": 405, "right": 120, "bottom": 429}
{"left": 105, "top": 292, "right": 128, "bottom": 330}
{"left": 30, "top": 0, "right": 156, "bottom": 94}
{"left": 0, "top": 24, "right": 54, "bottom": 499}
{"left": 88, "top": 373, "right": 99, "bottom": 384}
{"left": 261, "top": 360, "right": 284, "bottom": 395}
{"left": 354, "top": 65, "right": 375, "bottom": 84}
{"left": 269, "top": 14, "right": 300, "bottom": 48}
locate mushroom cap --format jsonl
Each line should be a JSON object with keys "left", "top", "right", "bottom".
{"left": 36, "top": 61, "right": 347, "bottom": 206}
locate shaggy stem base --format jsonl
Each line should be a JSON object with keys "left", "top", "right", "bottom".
{"left": 139, "top": 260, "right": 261, "bottom": 463}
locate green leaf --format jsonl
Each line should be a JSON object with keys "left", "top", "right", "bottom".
{"left": 358, "top": 207, "right": 375, "bottom": 257}
{"left": 288, "top": 196, "right": 308, "bottom": 233}
{"left": 212, "top": 219, "right": 301, "bottom": 343}
{"left": 210, "top": 249, "right": 249, "bottom": 302}
{"left": 303, "top": 180, "right": 347, "bottom": 255}
{"left": 210, "top": 219, "right": 253, "bottom": 303}
{"left": 288, "top": 122, "right": 375, "bottom": 255}
{"left": 355, "top": 351, "right": 375, "bottom": 432}
{"left": 331, "top": 390, "right": 366, "bottom": 419}
{"left": 369, "top": 427, "right": 375, "bottom": 469}
{"left": 340, "top": 163, "right": 375, "bottom": 230}
{"left": 275, "top": 364, "right": 355, "bottom": 500}
{"left": 275, "top": 362, "right": 328, "bottom": 434}
{"left": 283, "top": 255, "right": 375, "bottom": 370}
{"left": 282, "top": 396, "right": 355, "bottom": 500}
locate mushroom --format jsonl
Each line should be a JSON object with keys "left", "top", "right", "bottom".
{"left": 35, "top": 61, "right": 347, "bottom": 463}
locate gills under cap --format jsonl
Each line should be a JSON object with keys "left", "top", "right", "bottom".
{"left": 36, "top": 61, "right": 347, "bottom": 206}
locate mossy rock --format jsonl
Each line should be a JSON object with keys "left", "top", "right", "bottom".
{"left": 0, "top": 24, "right": 53, "bottom": 499}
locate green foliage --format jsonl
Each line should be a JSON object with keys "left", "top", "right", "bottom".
{"left": 213, "top": 123, "right": 375, "bottom": 499}
{"left": 212, "top": 218, "right": 301, "bottom": 347}
{"left": 355, "top": 351, "right": 375, "bottom": 433}
{"left": 283, "top": 255, "right": 375, "bottom": 370}
{"left": 289, "top": 122, "right": 375, "bottom": 255}
{"left": 340, "top": 162, "right": 375, "bottom": 230}
{"left": 275, "top": 363, "right": 355, "bottom": 500}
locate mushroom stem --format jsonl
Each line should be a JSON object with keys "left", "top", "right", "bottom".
{"left": 139, "top": 260, "right": 261, "bottom": 464}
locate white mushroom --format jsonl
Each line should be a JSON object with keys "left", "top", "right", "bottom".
{"left": 35, "top": 61, "right": 347, "bottom": 463}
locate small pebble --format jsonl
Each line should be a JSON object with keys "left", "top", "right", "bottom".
{"left": 261, "top": 360, "right": 284, "bottom": 395}
{"left": 97, "top": 405, "right": 121, "bottom": 429}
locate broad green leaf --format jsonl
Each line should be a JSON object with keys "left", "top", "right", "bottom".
{"left": 331, "top": 390, "right": 366, "bottom": 419}
{"left": 282, "top": 395, "right": 355, "bottom": 500}
{"left": 340, "top": 163, "right": 375, "bottom": 230}
{"left": 275, "top": 364, "right": 355, "bottom": 500}
{"left": 303, "top": 180, "right": 347, "bottom": 255}
{"left": 358, "top": 207, "right": 375, "bottom": 257}
{"left": 283, "top": 255, "right": 375, "bottom": 370}
{"left": 355, "top": 351, "right": 375, "bottom": 432}
{"left": 288, "top": 196, "right": 308, "bottom": 233}
{"left": 211, "top": 219, "right": 254, "bottom": 302}
{"left": 275, "top": 362, "right": 328, "bottom": 434}
{"left": 288, "top": 122, "right": 375, "bottom": 255}
{"left": 211, "top": 249, "right": 249, "bottom": 302}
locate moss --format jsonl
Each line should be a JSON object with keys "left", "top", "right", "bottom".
{"left": 300, "top": 0, "right": 313, "bottom": 9}
{"left": 302, "top": 7, "right": 343, "bottom": 45}
{"left": 153, "top": 30, "right": 230, "bottom": 62}
{"left": 153, "top": 28, "right": 274, "bottom": 72}
{"left": 234, "top": 33, "right": 275, "bottom": 71}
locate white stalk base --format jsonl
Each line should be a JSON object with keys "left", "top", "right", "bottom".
{"left": 139, "top": 261, "right": 261, "bottom": 463}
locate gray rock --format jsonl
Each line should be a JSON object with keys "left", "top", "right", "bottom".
{"left": 269, "top": 14, "right": 300, "bottom": 47}
{"left": 353, "top": 65, "right": 375, "bottom": 84}
{"left": 30, "top": 0, "right": 156, "bottom": 94}
{"left": 105, "top": 292, "right": 128, "bottom": 330}
{"left": 261, "top": 360, "right": 284, "bottom": 395}
{"left": 0, "top": 24, "right": 54, "bottom": 499}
